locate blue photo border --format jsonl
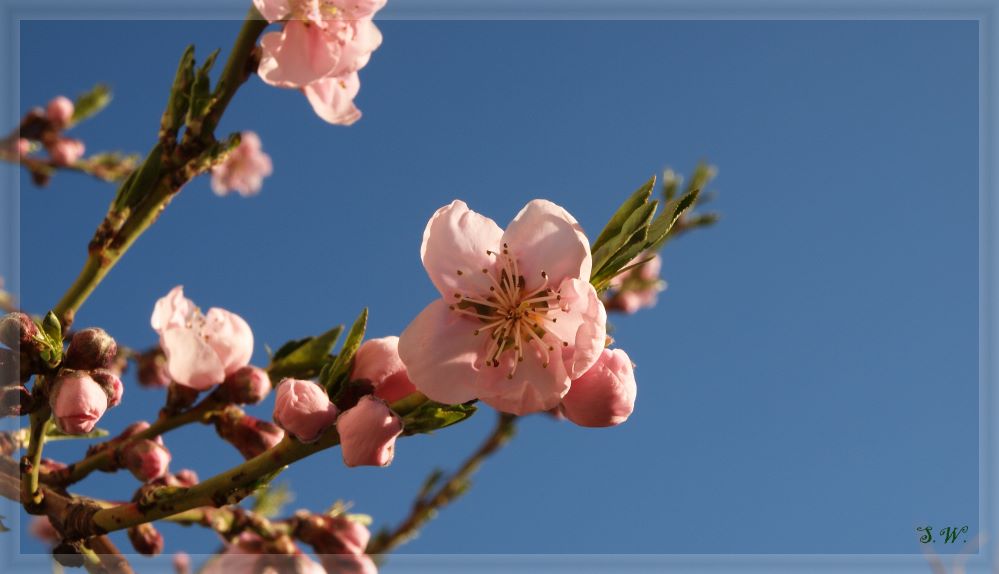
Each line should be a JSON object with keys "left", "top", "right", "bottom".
{"left": 0, "top": 0, "right": 992, "bottom": 572}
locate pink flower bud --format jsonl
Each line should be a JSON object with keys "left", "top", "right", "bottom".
{"left": 136, "top": 348, "right": 172, "bottom": 388}
{"left": 49, "top": 138, "right": 85, "bottom": 166}
{"left": 90, "top": 369, "right": 123, "bottom": 408}
{"left": 122, "top": 439, "right": 171, "bottom": 481}
{"left": 298, "top": 514, "right": 370, "bottom": 555}
{"left": 14, "top": 138, "right": 30, "bottom": 157}
{"left": 173, "top": 468, "right": 199, "bottom": 487}
{"left": 320, "top": 554, "right": 378, "bottom": 574}
{"left": 64, "top": 327, "right": 118, "bottom": 371}
{"left": 560, "top": 348, "right": 637, "bottom": 428}
{"left": 127, "top": 523, "right": 164, "bottom": 556}
{"left": 46, "top": 96, "right": 74, "bottom": 128}
{"left": 351, "top": 336, "right": 417, "bottom": 403}
{"left": 219, "top": 365, "right": 271, "bottom": 405}
{"left": 215, "top": 406, "right": 286, "bottom": 459}
{"left": 173, "top": 552, "right": 191, "bottom": 574}
{"left": 49, "top": 372, "right": 108, "bottom": 434}
{"left": 210, "top": 131, "right": 273, "bottom": 197}
{"left": 336, "top": 395, "right": 403, "bottom": 468}
{"left": 0, "top": 384, "right": 29, "bottom": 416}
{"left": 165, "top": 382, "right": 200, "bottom": 413}
{"left": 273, "top": 378, "right": 338, "bottom": 443}
{"left": 30, "top": 516, "right": 60, "bottom": 545}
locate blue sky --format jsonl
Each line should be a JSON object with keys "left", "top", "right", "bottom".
{"left": 8, "top": 17, "right": 978, "bottom": 566}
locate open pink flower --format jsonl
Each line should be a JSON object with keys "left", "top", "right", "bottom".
{"left": 560, "top": 348, "right": 637, "bottom": 427}
{"left": 49, "top": 372, "right": 109, "bottom": 434}
{"left": 151, "top": 286, "right": 254, "bottom": 390}
{"left": 351, "top": 336, "right": 417, "bottom": 403}
{"left": 254, "top": 0, "right": 386, "bottom": 125}
{"left": 398, "top": 200, "right": 607, "bottom": 415}
{"left": 210, "top": 131, "right": 273, "bottom": 197}
{"left": 336, "top": 395, "right": 403, "bottom": 467}
{"left": 273, "top": 378, "right": 338, "bottom": 443}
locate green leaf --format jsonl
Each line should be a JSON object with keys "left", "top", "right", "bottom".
{"left": 113, "top": 143, "right": 163, "bottom": 211}
{"left": 34, "top": 312, "right": 63, "bottom": 367}
{"left": 591, "top": 176, "right": 655, "bottom": 255}
{"left": 161, "top": 45, "right": 196, "bottom": 135}
{"left": 186, "top": 48, "right": 221, "bottom": 134}
{"left": 591, "top": 199, "right": 657, "bottom": 274}
{"left": 70, "top": 84, "right": 112, "bottom": 126}
{"left": 44, "top": 427, "right": 109, "bottom": 442}
{"left": 320, "top": 308, "right": 368, "bottom": 393}
{"left": 402, "top": 401, "right": 477, "bottom": 435}
{"left": 267, "top": 325, "right": 344, "bottom": 380}
{"left": 252, "top": 481, "right": 294, "bottom": 519}
{"left": 41, "top": 311, "right": 61, "bottom": 343}
{"left": 646, "top": 187, "right": 701, "bottom": 252}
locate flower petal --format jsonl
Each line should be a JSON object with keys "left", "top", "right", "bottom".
{"left": 546, "top": 278, "right": 607, "bottom": 379}
{"left": 475, "top": 338, "right": 571, "bottom": 415}
{"left": 302, "top": 73, "right": 363, "bottom": 126}
{"left": 420, "top": 200, "right": 505, "bottom": 299}
{"left": 204, "top": 308, "right": 254, "bottom": 376}
{"left": 398, "top": 300, "right": 482, "bottom": 404}
{"left": 258, "top": 21, "right": 341, "bottom": 88}
{"left": 561, "top": 348, "right": 637, "bottom": 427}
{"left": 330, "top": 20, "right": 383, "bottom": 77}
{"left": 252, "top": 0, "right": 291, "bottom": 22}
{"left": 337, "top": 396, "right": 403, "bottom": 467}
{"left": 161, "top": 328, "right": 226, "bottom": 390}
{"left": 150, "top": 286, "right": 196, "bottom": 334}
{"left": 501, "top": 199, "right": 592, "bottom": 291}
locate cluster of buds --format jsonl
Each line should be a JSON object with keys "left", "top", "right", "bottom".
{"left": 15, "top": 96, "right": 86, "bottom": 169}
{"left": 91, "top": 421, "right": 173, "bottom": 482}
{"left": 47, "top": 328, "right": 123, "bottom": 434}
{"left": 295, "top": 513, "right": 377, "bottom": 574}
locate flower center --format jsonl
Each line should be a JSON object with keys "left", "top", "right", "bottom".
{"left": 448, "top": 243, "right": 569, "bottom": 379}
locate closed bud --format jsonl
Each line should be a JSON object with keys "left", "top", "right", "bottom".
{"left": 298, "top": 514, "right": 377, "bottom": 574}
{"left": 64, "top": 327, "right": 117, "bottom": 371}
{"left": 46, "top": 96, "right": 74, "bottom": 128}
{"left": 137, "top": 348, "right": 172, "bottom": 388}
{"left": 52, "top": 542, "right": 85, "bottom": 568}
{"left": 29, "top": 516, "right": 60, "bottom": 545}
{"left": 219, "top": 365, "right": 271, "bottom": 405}
{"left": 127, "top": 523, "right": 164, "bottom": 556}
{"left": 272, "top": 378, "right": 338, "bottom": 443}
{"left": 0, "top": 312, "right": 38, "bottom": 350}
{"left": 352, "top": 336, "right": 417, "bottom": 403}
{"left": 560, "top": 348, "right": 637, "bottom": 428}
{"left": 90, "top": 368, "right": 123, "bottom": 408}
{"left": 215, "top": 405, "right": 285, "bottom": 459}
{"left": 336, "top": 395, "right": 403, "bottom": 468}
{"left": 173, "top": 468, "right": 199, "bottom": 487}
{"left": 49, "top": 137, "right": 85, "bottom": 166}
{"left": 122, "top": 439, "right": 171, "bottom": 482}
{"left": 49, "top": 371, "right": 108, "bottom": 434}
{"left": 0, "top": 385, "right": 29, "bottom": 417}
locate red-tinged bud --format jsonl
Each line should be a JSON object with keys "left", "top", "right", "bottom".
{"left": 90, "top": 368, "right": 123, "bottom": 408}
{"left": 560, "top": 348, "right": 637, "bottom": 428}
{"left": 52, "top": 542, "right": 85, "bottom": 568}
{"left": 336, "top": 395, "right": 403, "bottom": 468}
{"left": 272, "top": 378, "right": 337, "bottom": 443}
{"left": 165, "top": 382, "right": 200, "bottom": 413}
{"left": 0, "top": 385, "right": 29, "bottom": 417}
{"left": 173, "top": 468, "right": 199, "bottom": 487}
{"left": 39, "top": 458, "right": 67, "bottom": 474}
{"left": 0, "top": 312, "right": 38, "bottom": 350}
{"left": 49, "top": 137, "right": 85, "bottom": 166}
{"left": 215, "top": 405, "right": 285, "bottom": 460}
{"left": 219, "top": 365, "right": 271, "bottom": 405}
{"left": 49, "top": 371, "right": 108, "bottom": 434}
{"left": 121, "top": 439, "right": 171, "bottom": 482}
{"left": 46, "top": 96, "right": 74, "bottom": 128}
{"left": 137, "top": 348, "right": 171, "bottom": 388}
{"left": 64, "top": 327, "right": 117, "bottom": 371}
{"left": 297, "top": 514, "right": 377, "bottom": 574}
{"left": 127, "top": 523, "right": 164, "bottom": 556}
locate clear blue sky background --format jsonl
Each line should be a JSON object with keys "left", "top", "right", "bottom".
{"left": 8, "top": 17, "right": 978, "bottom": 566}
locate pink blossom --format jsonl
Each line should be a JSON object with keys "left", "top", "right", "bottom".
{"left": 606, "top": 252, "right": 665, "bottom": 314}
{"left": 273, "top": 378, "right": 338, "bottom": 443}
{"left": 30, "top": 516, "right": 60, "bottom": 545}
{"left": 150, "top": 286, "right": 254, "bottom": 390}
{"left": 210, "top": 131, "right": 273, "bottom": 197}
{"left": 254, "top": 0, "right": 386, "bottom": 125}
{"left": 46, "top": 96, "right": 74, "bottom": 127}
{"left": 202, "top": 533, "right": 325, "bottom": 574}
{"left": 336, "top": 395, "right": 403, "bottom": 467}
{"left": 49, "top": 138, "right": 85, "bottom": 165}
{"left": 560, "top": 348, "right": 637, "bottom": 428}
{"left": 220, "top": 365, "right": 272, "bottom": 404}
{"left": 298, "top": 514, "right": 377, "bottom": 573}
{"left": 49, "top": 372, "right": 108, "bottom": 434}
{"left": 398, "top": 200, "right": 608, "bottom": 415}
{"left": 351, "top": 336, "right": 417, "bottom": 403}
{"left": 122, "top": 438, "right": 171, "bottom": 481}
